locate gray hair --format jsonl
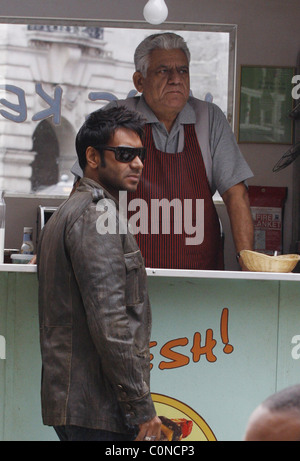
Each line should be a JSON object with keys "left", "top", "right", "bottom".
{"left": 134, "top": 32, "right": 191, "bottom": 77}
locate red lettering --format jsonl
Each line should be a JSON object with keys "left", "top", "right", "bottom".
{"left": 149, "top": 341, "right": 157, "bottom": 370}
{"left": 190, "top": 330, "right": 217, "bottom": 363}
{"left": 220, "top": 308, "right": 234, "bottom": 354}
{"left": 159, "top": 337, "right": 190, "bottom": 370}
{"left": 150, "top": 308, "right": 234, "bottom": 371}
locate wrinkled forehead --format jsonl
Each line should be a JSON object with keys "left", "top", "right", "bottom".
{"left": 148, "top": 48, "right": 189, "bottom": 68}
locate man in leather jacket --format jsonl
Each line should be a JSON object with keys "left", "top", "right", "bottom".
{"left": 37, "top": 106, "right": 161, "bottom": 441}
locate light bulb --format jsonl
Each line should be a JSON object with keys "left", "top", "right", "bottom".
{"left": 143, "top": 0, "right": 168, "bottom": 25}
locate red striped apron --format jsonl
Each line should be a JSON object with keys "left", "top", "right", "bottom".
{"left": 128, "top": 124, "right": 224, "bottom": 270}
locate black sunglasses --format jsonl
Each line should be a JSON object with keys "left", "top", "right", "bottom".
{"left": 94, "top": 145, "right": 146, "bottom": 163}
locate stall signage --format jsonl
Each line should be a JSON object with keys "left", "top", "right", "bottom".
{"left": 150, "top": 308, "right": 234, "bottom": 370}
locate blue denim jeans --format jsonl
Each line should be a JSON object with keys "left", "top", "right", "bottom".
{"left": 54, "top": 425, "right": 137, "bottom": 441}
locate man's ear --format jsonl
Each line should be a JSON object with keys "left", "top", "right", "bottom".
{"left": 133, "top": 71, "right": 144, "bottom": 93}
{"left": 85, "top": 146, "right": 100, "bottom": 169}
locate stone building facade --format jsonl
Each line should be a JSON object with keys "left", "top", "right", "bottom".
{"left": 0, "top": 24, "right": 229, "bottom": 194}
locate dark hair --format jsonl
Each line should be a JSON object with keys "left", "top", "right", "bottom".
{"left": 263, "top": 384, "right": 300, "bottom": 413}
{"left": 75, "top": 106, "right": 146, "bottom": 170}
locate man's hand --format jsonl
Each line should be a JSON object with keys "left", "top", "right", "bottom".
{"left": 29, "top": 254, "right": 37, "bottom": 264}
{"left": 135, "top": 415, "right": 162, "bottom": 441}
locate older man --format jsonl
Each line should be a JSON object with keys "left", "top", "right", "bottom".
{"left": 72, "top": 32, "right": 254, "bottom": 270}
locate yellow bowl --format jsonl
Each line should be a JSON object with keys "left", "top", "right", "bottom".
{"left": 240, "top": 250, "right": 300, "bottom": 273}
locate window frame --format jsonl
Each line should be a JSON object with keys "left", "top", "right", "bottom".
{"left": 0, "top": 18, "right": 237, "bottom": 197}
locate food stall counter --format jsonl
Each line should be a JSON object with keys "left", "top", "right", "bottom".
{"left": 0, "top": 265, "right": 300, "bottom": 440}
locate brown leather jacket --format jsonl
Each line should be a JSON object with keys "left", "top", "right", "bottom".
{"left": 37, "top": 178, "right": 156, "bottom": 433}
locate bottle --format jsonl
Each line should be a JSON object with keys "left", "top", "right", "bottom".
{"left": 21, "top": 227, "right": 34, "bottom": 254}
{"left": 0, "top": 191, "right": 5, "bottom": 264}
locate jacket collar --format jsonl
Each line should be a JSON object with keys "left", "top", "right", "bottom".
{"left": 77, "top": 177, "right": 119, "bottom": 207}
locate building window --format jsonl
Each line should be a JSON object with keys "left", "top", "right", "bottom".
{"left": 31, "top": 120, "right": 59, "bottom": 191}
{"left": 0, "top": 22, "right": 235, "bottom": 196}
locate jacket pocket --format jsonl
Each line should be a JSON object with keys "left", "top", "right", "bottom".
{"left": 124, "top": 250, "right": 144, "bottom": 305}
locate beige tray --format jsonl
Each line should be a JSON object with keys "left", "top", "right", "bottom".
{"left": 240, "top": 250, "right": 300, "bottom": 272}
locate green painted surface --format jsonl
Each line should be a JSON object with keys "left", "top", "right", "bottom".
{"left": 0, "top": 272, "right": 8, "bottom": 440}
{"left": 147, "top": 277, "right": 280, "bottom": 440}
{"left": 0, "top": 272, "right": 299, "bottom": 440}
{"left": 0, "top": 273, "right": 56, "bottom": 441}
{"left": 277, "top": 281, "right": 300, "bottom": 390}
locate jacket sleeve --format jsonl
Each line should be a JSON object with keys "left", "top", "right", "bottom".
{"left": 65, "top": 200, "right": 156, "bottom": 427}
